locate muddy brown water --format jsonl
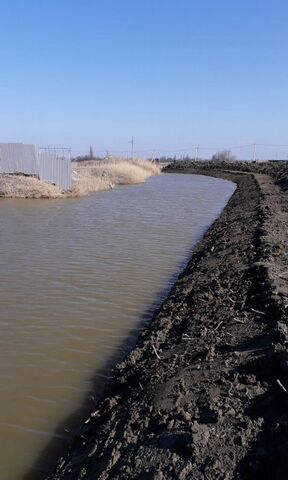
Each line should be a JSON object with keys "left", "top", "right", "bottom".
{"left": 0, "top": 174, "right": 235, "bottom": 480}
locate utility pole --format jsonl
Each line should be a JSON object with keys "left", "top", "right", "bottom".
{"left": 195, "top": 144, "right": 199, "bottom": 161}
{"left": 129, "top": 136, "right": 134, "bottom": 161}
{"left": 253, "top": 143, "right": 257, "bottom": 161}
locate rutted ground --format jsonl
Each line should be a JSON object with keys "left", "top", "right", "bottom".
{"left": 47, "top": 166, "right": 288, "bottom": 480}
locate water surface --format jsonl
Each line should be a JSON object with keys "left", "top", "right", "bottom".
{"left": 0, "top": 173, "right": 235, "bottom": 479}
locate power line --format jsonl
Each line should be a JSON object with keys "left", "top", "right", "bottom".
{"left": 74, "top": 142, "right": 288, "bottom": 160}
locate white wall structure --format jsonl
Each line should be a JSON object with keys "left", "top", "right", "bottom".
{"left": 38, "top": 152, "right": 72, "bottom": 190}
{"left": 0, "top": 143, "right": 72, "bottom": 190}
{"left": 0, "top": 143, "right": 39, "bottom": 176}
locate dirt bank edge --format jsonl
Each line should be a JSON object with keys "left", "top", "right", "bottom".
{"left": 46, "top": 169, "right": 288, "bottom": 480}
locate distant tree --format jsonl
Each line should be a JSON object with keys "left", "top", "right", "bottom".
{"left": 89, "top": 146, "right": 94, "bottom": 159}
{"left": 72, "top": 154, "right": 104, "bottom": 162}
{"left": 211, "top": 150, "right": 236, "bottom": 162}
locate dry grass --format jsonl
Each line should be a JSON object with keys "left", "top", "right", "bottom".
{"left": 0, "top": 159, "right": 161, "bottom": 199}
{"left": 72, "top": 158, "right": 161, "bottom": 197}
{"left": 0, "top": 174, "right": 64, "bottom": 199}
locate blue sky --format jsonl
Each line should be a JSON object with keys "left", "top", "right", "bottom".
{"left": 0, "top": 0, "right": 287, "bottom": 158}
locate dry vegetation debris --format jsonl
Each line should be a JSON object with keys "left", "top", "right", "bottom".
{"left": 72, "top": 159, "right": 161, "bottom": 197}
{"left": 0, "top": 173, "right": 64, "bottom": 199}
{"left": 0, "top": 159, "right": 161, "bottom": 199}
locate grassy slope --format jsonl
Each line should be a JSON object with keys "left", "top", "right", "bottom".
{"left": 72, "top": 159, "right": 161, "bottom": 197}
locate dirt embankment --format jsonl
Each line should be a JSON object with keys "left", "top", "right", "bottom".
{"left": 167, "top": 159, "right": 288, "bottom": 191}
{"left": 47, "top": 167, "right": 288, "bottom": 480}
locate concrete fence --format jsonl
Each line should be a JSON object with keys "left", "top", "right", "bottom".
{"left": 0, "top": 143, "right": 72, "bottom": 190}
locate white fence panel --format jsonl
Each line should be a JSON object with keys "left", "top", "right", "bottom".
{"left": 0, "top": 143, "right": 72, "bottom": 190}
{"left": 38, "top": 153, "right": 72, "bottom": 190}
{"left": 0, "top": 143, "right": 39, "bottom": 175}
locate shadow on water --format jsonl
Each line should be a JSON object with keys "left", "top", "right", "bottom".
{"left": 22, "top": 251, "right": 193, "bottom": 480}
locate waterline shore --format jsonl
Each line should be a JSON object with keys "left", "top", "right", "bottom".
{"left": 46, "top": 168, "right": 288, "bottom": 479}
